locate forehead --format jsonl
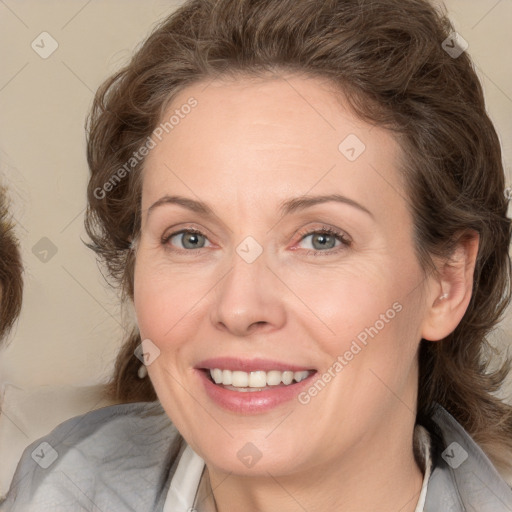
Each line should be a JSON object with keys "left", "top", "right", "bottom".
{"left": 141, "top": 74, "right": 406, "bottom": 219}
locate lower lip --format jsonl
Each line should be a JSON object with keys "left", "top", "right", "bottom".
{"left": 196, "top": 369, "right": 316, "bottom": 414}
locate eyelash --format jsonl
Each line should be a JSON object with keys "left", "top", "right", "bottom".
{"left": 161, "top": 225, "right": 351, "bottom": 257}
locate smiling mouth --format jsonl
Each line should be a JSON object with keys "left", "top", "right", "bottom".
{"left": 203, "top": 368, "right": 316, "bottom": 392}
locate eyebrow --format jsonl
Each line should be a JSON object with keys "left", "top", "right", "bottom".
{"left": 147, "top": 193, "right": 373, "bottom": 219}
{"left": 278, "top": 193, "right": 373, "bottom": 218}
{"left": 147, "top": 195, "right": 214, "bottom": 218}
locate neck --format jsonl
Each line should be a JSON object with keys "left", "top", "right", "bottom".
{"left": 202, "top": 415, "right": 424, "bottom": 512}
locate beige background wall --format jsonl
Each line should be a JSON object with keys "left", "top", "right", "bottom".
{"left": 0, "top": 0, "right": 511, "bottom": 495}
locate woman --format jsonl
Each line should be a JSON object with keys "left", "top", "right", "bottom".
{"left": 3, "top": 0, "right": 512, "bottom": 510}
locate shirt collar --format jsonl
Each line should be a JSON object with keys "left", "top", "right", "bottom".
{"left": 163, "top": 425, "right": 433, "bottom": 512}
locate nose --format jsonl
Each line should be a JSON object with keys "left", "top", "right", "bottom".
{"left": 210, "top": 249, "right": 287, "bottom": 337}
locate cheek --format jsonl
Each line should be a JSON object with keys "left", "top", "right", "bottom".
{"left": 133, "top": 256, "right": 212, "bottom": 348}
{"left": 296, "top": 260, "right": 422, "bottom": 363}
{"left": 133, "top": 258, "right": 175, "bottom": 342}
{"left": 289, "top": 265, "right": 392, "bottom": 341}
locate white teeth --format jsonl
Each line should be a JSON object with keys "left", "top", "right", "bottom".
{"left": 248, "top": 371, "right": 267, "bottom": 388}
{"left": 231, "top": 371, "right": 249, "bottom": 387}
{"left": 282, "top": 371, "right": 294, "bottom": 385}
{"left": 266, "top": 370, "right": 282, "bottom": 386}
{"left": 222, "top": 369, "right": 232, "bottom": 385}
{"left": 208, "top": 368, "right": 311, "bottom": 388}
{"left": 294, "top": 371, "right": 309, "bottom": 383}
{"left": 212, "top": 368, "right": 223, "bottom": 384}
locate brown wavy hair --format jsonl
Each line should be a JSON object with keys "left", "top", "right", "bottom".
{"left": 84, "top": 0, "right": 512, "bottom": 474}
{"left": 0, "top": 185, "right": 23, "bottom": 342}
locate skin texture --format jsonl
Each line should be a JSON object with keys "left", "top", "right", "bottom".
{"left": 133, "top": 74, "right": 478, "bottom": 512}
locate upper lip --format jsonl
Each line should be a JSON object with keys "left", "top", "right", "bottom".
{"left": 196, "top": 357, "right": 315, "bottom": 373}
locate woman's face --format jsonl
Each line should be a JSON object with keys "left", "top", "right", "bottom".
{"left": 134, "top": 74, "right": 433, "bottom": 476}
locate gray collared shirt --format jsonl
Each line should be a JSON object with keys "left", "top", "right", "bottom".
{"left": 1, "top": 401, "right": 511, "bottom": 511}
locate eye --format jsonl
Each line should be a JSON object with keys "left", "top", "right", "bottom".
{"left": 296, "top": 226, "right": 351, "bottom": 255}
{"left": 161, "top": 225, "right": 350, "bottom": 255}
{"left": 163, "top": 229, "right": 212, "bottom": 250}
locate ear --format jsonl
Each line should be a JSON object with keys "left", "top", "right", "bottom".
{"left": 421, "top": 231, "right": 479, "bottom": 342}
{"left": 125, "top": 298, "right": 139, "bottom": 329}
{"left": 128, "top": 234, "right": 140, "bottom": 253}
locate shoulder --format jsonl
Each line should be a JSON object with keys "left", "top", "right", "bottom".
{"left": 1, "top": 401, "right": 183, "bottom": 512}
{"left": 425, "top": 403, "right": 512, "bottom": 512}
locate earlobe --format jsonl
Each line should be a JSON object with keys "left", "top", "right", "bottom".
{"left": 421, "top": 231, "right": 479, "bottom": 342}
{"left": 129, "top": 235, "right": 139, "bottom": 253}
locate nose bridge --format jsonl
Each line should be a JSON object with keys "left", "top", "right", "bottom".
{"left": 211, "top": 237, "right": 286, "bottom": 335}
